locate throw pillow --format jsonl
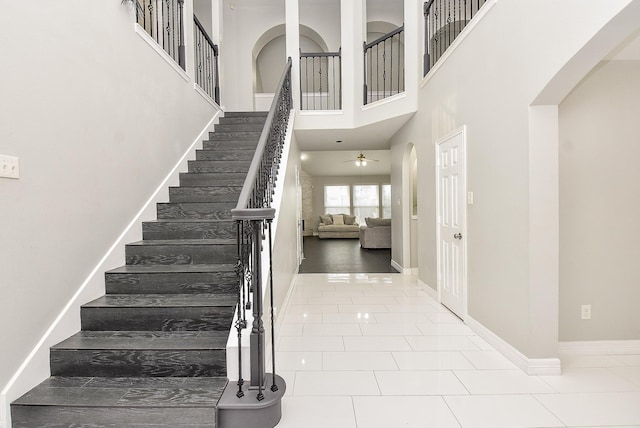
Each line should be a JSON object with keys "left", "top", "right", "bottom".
{"left": 344, "top": 214, "right": 356, "bottom": 225}
{"left": 319, "top": 214, "right": 333, "bottom": 225}
{"left": 332, "top": 214, "right": 344, "bottom": 225}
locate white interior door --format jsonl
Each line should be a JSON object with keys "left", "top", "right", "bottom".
{"left": 436, "top": 128, "right": 467, "bottom": 319}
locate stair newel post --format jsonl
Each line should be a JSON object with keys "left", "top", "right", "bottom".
{"left": 267, "top": 219, "right": 278, "bottom": 392}
{"left": 234, "top": 219, "right": 246, "bottom": 398}
{"left": 250, "top": 218, "right": 266, "bottom": 401}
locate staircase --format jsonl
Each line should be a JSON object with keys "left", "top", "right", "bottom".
{"left": 10, "top": 112, "right": 268, "bottom": 428}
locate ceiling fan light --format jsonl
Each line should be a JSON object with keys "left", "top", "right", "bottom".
{"left": 362, "top": 160, "right": 367, "bottom": 166}
{"left": 355, "top": 160, "right": 361, "bottom": 166}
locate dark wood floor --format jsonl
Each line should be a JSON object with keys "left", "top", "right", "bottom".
{"left": 299, "top": 236, "right": 398, "bottom": 274}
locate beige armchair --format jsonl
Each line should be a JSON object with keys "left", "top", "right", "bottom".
{"left": 359, "top": 218, "right": 391, "bottom": 249}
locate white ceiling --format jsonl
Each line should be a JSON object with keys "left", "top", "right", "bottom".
{"left": 294, "top": 112, "right": 415, "bottom": 151}
{"left": 294, "top": 111, "right": 413, "bottom": 176}
{"left": 301, "top": 150, "right": 391, "bottom": 176}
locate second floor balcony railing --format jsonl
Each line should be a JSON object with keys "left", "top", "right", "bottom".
{"left": 300, "top": 50, "right": 342, "bottom": 110}
{"left": 364, "top": 26, "right": 405, "bottom": 105}
{"left": 193, "top": 15, "right": 220, "bottom": 104}
{"left": 423, "top": 0, "right": 487, "bottom": 75}
{"left": 134, "top": 0, "right": 186, "bottom": 69}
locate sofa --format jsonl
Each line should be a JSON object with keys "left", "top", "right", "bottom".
{"left": 359, "top": 217, "right": 391, "bottom": 249}
{"left": 317, "top": 213, "right": 360, "bottom": 239}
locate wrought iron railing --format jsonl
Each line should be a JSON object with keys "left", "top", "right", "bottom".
{"left": 134, "top": 0, "right": 186, "bottom": 69}
{"left": 423, "top": 0, "right": 487, "bottom": 75}
{"left": 230, "top": 58, "right": 292, "bottom": 401}
{"left": 364, "top": 26, "right": 405, "bottom": 105}
{"left": 300, "top": 50, "right": 342, "bottom": 110}
{"left": 193, "top": 15, "right": 220, "bottom": 104}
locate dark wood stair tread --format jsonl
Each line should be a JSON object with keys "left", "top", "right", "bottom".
{"left": 83, "top": 294, "right": 237, "bottom": 308}
{"left": 127, "top": 239, "right": 236, "bottom": 246}
{"left": 107, "top": 264, "right": 236, "bottom": 274}
{"left": 52, "top": 331, "right": 228, "bottom": 350}
{"left": 13, "top": 376, "right": 227, "bottom": 407}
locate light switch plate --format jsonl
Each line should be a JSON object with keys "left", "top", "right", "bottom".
{"left": 467, "top": 192, "right": 474, "bottom": 205}
{"left": 0, "top": 155, "right": 19, "bottom": 179}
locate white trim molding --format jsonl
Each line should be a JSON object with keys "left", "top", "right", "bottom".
{"left": 391, "top": 259, "right": 412, "bottom": 275}
{"left": 417, "top": 279, "right": 438, "bottom": 300}
{"left": 135, "top": 23, "right": 190, "bottom": 82}
{"left": 466, "top": 316, "right": 562, "bottom": 375}
{"left": 559, "top": 340, "right": 640, "bottom": 356}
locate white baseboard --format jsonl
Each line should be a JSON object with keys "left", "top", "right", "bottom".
{"left": 0, "top": 112, "right": 221, "bottom": 428}
{"left": 391, "top": 259, "right": 413, "bottom": 274}
{"left": 559, "top": 340, "right": 640, "bottom": 356}
{"left": 466, "top": 316, "right": 562, "bottom": 375}
{"left": 417, "top": 279, "right": 438, "bottom": 299}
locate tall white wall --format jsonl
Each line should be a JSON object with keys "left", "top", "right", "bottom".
{"left": 390, "top": 0, "right": 639, "bottom": 359}
{"left": 0, "top": 1, "right": 218, "bottom": 421}
{"left": 559, "top": 59, "right": 640, "bottom": 341}
{"left": 270, "top": 129, "right": 302, "bottom": 315}
{"left": 299, "top": 0, "right": 341, "bottom": 51}
{"left": 221, "top": 0, "right": 286, "bottom": 110}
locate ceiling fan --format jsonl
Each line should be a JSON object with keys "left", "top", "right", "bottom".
{"left": 345, "top": 152, "right": 379, "bottom": 167}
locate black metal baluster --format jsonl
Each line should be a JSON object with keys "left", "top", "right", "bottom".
{"left": 373, "top": 44, "right": 377, "bottom": 102}
{"left": 214, "top": 45, "right": 220, "bottom": 103}
{"left": 312, "top": 57, "right": 316, "bottom": 110}
{"left": 267, "top": 219, "right": 278, "bottom": 393}
{"left": 299, "top": 52, "right": 303, "bottom": 109}
{"left": 447, "top": 0, "right": 451, "bottom": 53}
{"left": 318, "top": 57, "right": 323, "bottom": 110}
{"left": 390, "top": 36, "right": 394, "bottom": 96}
{"left": 363, "top": 43, "right": 367, "bottom": 104}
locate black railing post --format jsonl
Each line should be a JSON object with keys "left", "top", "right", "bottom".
{"left": 424, "top": 0, "right": 432, "bottom": 76}
{"left": 214, "top": 45, "right": 220, "bottom": 104}
{"left": 363, "top": 41, "right": 368, "bottom": 105}
{"left": 250, "top": 219, "right": 265, "bottom": 399}
{"left": 177, "top": 0, "right": 186, "bottom": 70}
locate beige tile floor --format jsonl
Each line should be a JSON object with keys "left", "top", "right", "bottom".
{"left": 274, "top": 273, "right": 640, "bottom": 428}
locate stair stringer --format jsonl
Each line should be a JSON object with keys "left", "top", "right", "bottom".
{"left": 0, "top": 110, "right": 222, "bottom": 428}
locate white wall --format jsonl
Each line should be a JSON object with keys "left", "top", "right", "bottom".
{"left": 0, "top": 1, "right": 219, "bottom": 421}
{"left": 270, "top": 126, "right": 302, "bottom": 315}
{"left": 367, "top": 0, "right": 403, "bottom": 27}
{"left": 300, "top": 0, "right": 341, "bottom": 51}
{"left": 221, "top": 0, "right": 286, "bottom": 110}
{"left": 390, "top": 0, "right": 639, "bottom": 360}
{"left": 559, "top": 59, "right": 640, "bottom": 341}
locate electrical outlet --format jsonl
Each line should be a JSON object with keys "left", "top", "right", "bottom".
{"left": 0, "top": 155, "right": 19, "bottom": 179}
{"left": 581, "top": 304, "right": 591, "bottom": 320}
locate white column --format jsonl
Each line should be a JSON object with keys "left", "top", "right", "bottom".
{"left": 285, "top": 0, "right": 300, "bottom": 110}
{"left": 528, "top": 105, "right": 560, "bottom": 366}
{"left": 341, "top": 0, "right": 365, "bottom": 120}
{"left": 210, "top": 0, "right": 223, "bottom": 45}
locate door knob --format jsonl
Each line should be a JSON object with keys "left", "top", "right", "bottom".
{"left": 454, "top": 233, "right": 462, "bottom": 240}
